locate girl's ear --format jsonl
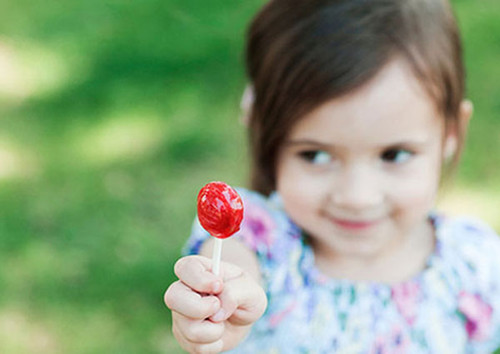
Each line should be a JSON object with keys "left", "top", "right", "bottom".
{"left": 240, "top": 84, "right": 255, "bottom": 127}
{"left": 460, "top": 99, "right": 474, "bottom": 124}
{"left": 443, "top": 99, "right": 473, "bottom": 159}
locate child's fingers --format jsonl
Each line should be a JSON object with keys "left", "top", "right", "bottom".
{"left": 172, "top": 321, "right": 224, "bottom": 354}
{"left": 173, "top": 314, "right": 225, "bottom": 344}
{"left": 174, "top": 255, "right": 223, "bottom": 294}
{"left": 210, "top": 271, "right": 267, "bottom": 326}
{"left": 165, "top": 280, "right": 220, "bottom": 319}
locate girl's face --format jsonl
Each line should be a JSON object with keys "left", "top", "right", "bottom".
{"left": 276, "top": 59, "right": 450, "bottom": 262}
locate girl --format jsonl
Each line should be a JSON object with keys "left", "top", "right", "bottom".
{"left": 165, "top": 0, "right": 500, "bottom": 352}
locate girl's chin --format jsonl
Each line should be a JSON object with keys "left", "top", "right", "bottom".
{"left": 313, "top": 229, "right": 392, "bottom": 258}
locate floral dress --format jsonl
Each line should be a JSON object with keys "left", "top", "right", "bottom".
{"left": 184, "top": 188, "right": 500, "bottom": 353}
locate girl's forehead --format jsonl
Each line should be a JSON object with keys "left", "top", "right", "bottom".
{"left": 287, "top": 59, "right": 444, "bottom": 146}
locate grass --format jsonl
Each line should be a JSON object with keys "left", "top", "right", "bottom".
{"left": 0, "top": 0, "right": 498, "bottom": 352}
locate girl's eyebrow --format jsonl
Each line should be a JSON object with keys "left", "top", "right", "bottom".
{"left": 284, "top": 139, "right": 332, "bottom": 147}
{"left": 284, "top": 137, "right": 431, "bottom": 148}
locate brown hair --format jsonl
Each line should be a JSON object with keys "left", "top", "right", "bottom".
{"left": 245, "top": 0, "right": 465, "bottom": 195}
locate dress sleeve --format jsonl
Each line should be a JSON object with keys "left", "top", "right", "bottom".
{"left": 452, "top": 218, "right": 500, "bottom": 352}
{"left": 483, "top": 226, "right": 500, "bottom": 351}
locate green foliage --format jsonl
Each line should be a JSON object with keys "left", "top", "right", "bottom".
{"left": 0, "top": 0, "right": 498, "bottom": 352}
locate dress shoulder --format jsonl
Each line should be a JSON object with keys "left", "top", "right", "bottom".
{"left": 437, "top": 215, "right": 500, "bottom": 286}
{"left": 436, "top": 215, "right": 500, "bottom": 350}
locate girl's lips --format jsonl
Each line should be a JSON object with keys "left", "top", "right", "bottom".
{"left": 329, "top": 216, "right": 380, "bottom": 230}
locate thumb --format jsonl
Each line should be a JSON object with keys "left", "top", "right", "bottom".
{"left": 210, "top": 265, "right": 267, "bottom": 326}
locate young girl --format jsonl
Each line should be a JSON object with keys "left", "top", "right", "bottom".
{"left": 165, "top": 0, "right": 500, "bottom": 352}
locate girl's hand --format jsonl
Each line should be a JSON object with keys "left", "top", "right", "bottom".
{"left": 164, "top": 255, "right": 267, "bottom": 353}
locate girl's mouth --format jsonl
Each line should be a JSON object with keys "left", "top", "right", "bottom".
{"left": 329, "top": 216, "right": 380, "bottom": 231}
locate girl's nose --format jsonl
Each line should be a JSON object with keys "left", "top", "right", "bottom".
{"left": 330, "top": 165, "right": 383, "bottom": 211}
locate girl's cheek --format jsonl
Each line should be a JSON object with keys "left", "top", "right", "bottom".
{"left": 389, "top": 171, "right": 439, "bottom": 212}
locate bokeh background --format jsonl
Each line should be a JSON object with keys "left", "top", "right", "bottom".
{"left": 0, "top": 0, "right": 498, "bottom": 352}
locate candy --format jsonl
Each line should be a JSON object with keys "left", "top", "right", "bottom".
{"left": 197, "top": 181, "right": 244, "bottom": 275}
{"left": 197, "top": 181, "right": 244, "bottom": 239}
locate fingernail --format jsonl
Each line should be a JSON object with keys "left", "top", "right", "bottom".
{"left": 211, "top": 297, "right": 220, "bottom": 311}
{"left": 212, "top": 308, "right": 226, "bottom": 322}
{"left": 212, "top": 281, "right": 222, "bottom": 293}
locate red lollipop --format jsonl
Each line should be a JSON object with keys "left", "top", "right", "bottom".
{"left": 197, "top": 181, "right": 244, "bottom": 275}
{"left": 197, "top": 181, "right": 244, "bottom": 239}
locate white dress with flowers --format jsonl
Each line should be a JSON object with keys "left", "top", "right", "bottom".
{"left": 184, "top": 188, "right": 500, "bottom": 353}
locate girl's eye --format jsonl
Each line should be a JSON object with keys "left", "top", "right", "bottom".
{"left": 381, "top": 148, "right": 413, "bottom": 164}
{"left": 298, "top": 150, "right": 332, "bottom": 165}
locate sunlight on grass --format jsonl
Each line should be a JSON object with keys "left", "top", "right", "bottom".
{"left": 72, "top": 113, "right": 167, "bottom": 165}
{"left": 437, "top": 184, "right": 500, "bottom": 232}
{"left": 0, "top": 39, "right": 70, "bottom": 102}
{"left": 0, "top": 139, "right": 39, "bottom": 180}
{"left": 0, "top": 42, "right": 27, "bottom": 100}
{"left": 0, "top": 309, "right": 59, "bottom": 353}
{"left": 149, "top": 327, "right": 183, "bottom": 353}
{"left": 63, "top": 311, "right": 122, "bottom": 352}
{"left": 2, "top": 241, "right": 89, "bottom": 303}
{"left": 165, "top": 88, "right": 206, "bottom": 130}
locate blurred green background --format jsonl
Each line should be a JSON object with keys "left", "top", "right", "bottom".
{"left": 0, "top": 0, "right": 498, "bottom": 352}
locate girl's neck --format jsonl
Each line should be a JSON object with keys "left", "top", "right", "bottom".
{"left": 310, "top": 219, "right": 436, "bottom": 284}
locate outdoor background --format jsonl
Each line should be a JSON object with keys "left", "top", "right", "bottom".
{"left": 0, "top": 0, "right": 498, "bottom": 352}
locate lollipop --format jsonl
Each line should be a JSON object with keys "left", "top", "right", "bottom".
{"left": 197, "top": 181, "right": 244, "bottom": 275}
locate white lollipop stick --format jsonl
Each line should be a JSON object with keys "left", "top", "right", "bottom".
{"left": 212, "top": 238, "right": 223, "bottom": 276}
